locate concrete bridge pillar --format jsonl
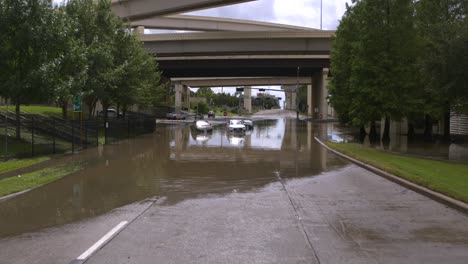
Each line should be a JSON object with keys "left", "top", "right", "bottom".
{"left": 185, "top": 86, "right": 190, "bottom": 110}
{"left": 312, "top": 68, "right": 329, "bottom": 120}
{"left": 133, "top": 26, "right": 145, "bottom": 39}
{"left": 307, "top": 84, "right": 312, "bottom": 117}
{"left": 175, "top": 83, "right": 182, "bottom": 113}
{"left": 290, "top": 92, "right": 297, "bottom": 111}
{"left": 243, "top": 86, "right": 252, "bottom": 113}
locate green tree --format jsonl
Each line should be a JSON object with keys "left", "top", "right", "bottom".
{"left": 41, "top": 5, "right": 88, "bottom": 119}
{"left": 416, "top": 0, "right": 468, "bottom": 138}
{"left": 195, "top": 87, "right": 215, "bottom": 100}
{"left": 330, "top": 0, "right": 422, "bottom": 141}
{"left": 0, "top": 0, "right": 58, "bottom": 138}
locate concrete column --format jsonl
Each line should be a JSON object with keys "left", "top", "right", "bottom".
{"left": 320, "top": 68, "right": 329, "bottom": 120}
{"left": 133, "top": 26, "right": 145, "bottom": 39}
{"left": 185, "top": 85, "right": 190, "bottom": 110}
{"left": 307, "top": 84, "right": 312, "bottom": 117}
{"left": 312, "top": 68, "right": 329, "bottom": 120}
{"left": 175, "top": 83, "right": 182, "bottom": 114}
{"left": 291, "top": 92, "right": 297, "bottom": 111}
{"left": 243, "top": 86, "right": 252, "bottom": 113}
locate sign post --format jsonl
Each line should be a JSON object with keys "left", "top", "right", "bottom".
{"left": 72, "top": 95, "right": 83, "bottom": 147}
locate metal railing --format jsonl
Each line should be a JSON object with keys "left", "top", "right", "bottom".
{"left": 1, "top": 111, "right": 156, "bottom": 159}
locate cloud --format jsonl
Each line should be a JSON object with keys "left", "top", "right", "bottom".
{"left": 188, "top": 0, "right": 352, "bottom": 30}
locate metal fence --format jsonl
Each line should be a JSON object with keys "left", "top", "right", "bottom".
{"left": 1, "top": 112, "right": 156, "bottom": 159}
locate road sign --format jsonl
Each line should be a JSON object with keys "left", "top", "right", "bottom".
{"left": 72, "top": 95, "right": 82, "bottom": 112}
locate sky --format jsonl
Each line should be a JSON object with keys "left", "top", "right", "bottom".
{"left": 188, "top": 0, "right": 351, "bottom": 30}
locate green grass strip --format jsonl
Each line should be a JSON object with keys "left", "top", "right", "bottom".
{"left": 0, "top": 162, "right": 83, "bottom": 197}
{"left": 0, "top": 157, "right": 50, "bottom": 174}
{"left": 0, "top": 105, "right": 62, "bottom": 116}
{"left": 326, "top": 142, "right": 468, "bottom": 204}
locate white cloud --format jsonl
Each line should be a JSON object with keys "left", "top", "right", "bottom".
{"left": 189, "top": 0, "right": 352, "bottom": 30}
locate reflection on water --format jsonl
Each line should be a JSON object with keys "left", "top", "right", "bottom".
{"left": 322, "top": 122, "right": 468, "bottom": 163}
{"left": 0, "top": 118, "right": 347, "bottom": 237}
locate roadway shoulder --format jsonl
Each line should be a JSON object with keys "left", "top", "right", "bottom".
{"left": 314, "top": 137, "right": 468, "bottom": 215}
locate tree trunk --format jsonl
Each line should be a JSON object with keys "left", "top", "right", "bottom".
{"left": 407, "top": 122, "right": 415, "bottom": 141}
{"left": 122, "top": 104, "right": 127, "bottom": 118}
{"left": 116, "top": 103, "right": 120, "bottom": 118}
{"left": 103, "top": 103, "right": 109, "bottom": 120}
{"left": 359, "top": 125, "right": 367, "bottom": 143}
{"left": 424, "top": 114, "right": 433, "bottom": 140}
{"left": 15, "top": 99, "right": 20, "bottom": 140}
{"left": 382, "top": 117, "right": 390, "bottom": 143}
{"left": 369, "top": 120, "right": 378, "bottom": 143}
{"left": 443, "top": 111, "right": 450, "bottom": 141}
{"left": 61, "top": 98, "right": 68, "bottom": 119}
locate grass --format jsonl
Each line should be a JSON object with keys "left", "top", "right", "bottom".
{"left": 326, "top": 142, "right": 468, "bottom": 204}
{"left": 0, "top": 156, "right": 50, "bottom": 174}
{"left": 0, "top": 161, "right": 83, "bottom": 197}
{"left": 1, "top": 132, "right": 69, "bottom": 158}
{"left": 0, "top": 105, "right": 62, "bottom": 116}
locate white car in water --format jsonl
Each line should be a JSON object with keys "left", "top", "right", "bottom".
{"left": 227, "top": 119, "right": 246, "bottom": 133}
{"left": 192, "top": 120, "right": 213, "bottom": 132}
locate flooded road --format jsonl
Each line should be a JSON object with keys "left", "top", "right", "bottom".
{"left": 1, "top": 111, "right": 468, "bottom": 264}
{"left": 0, "top": 114, "right": 345, "bottom": 237}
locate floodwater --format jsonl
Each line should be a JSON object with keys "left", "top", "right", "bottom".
{"left": 0, "top": 115, "right": 347, "bottom": 237}
{"left": 322, "top": 123, "right": 468, "bottom": 163}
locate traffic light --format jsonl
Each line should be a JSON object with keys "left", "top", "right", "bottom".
{"left": 259, "top": 88, "right": 265, "bottom": 92}
{"left": 236, "top": 87, "right": 244, "bottom": 92}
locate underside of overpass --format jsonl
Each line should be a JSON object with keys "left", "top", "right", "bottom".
{"left": 111, "top": 0, "right": 334, "bottom": 119}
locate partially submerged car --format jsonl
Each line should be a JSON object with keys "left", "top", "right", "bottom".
{"left": 227, "top": 119, "right": 246, "bottom": 133}
{"left": 208, "top": 110, "right": 215, "bottom": 118}
{"left": 192, "top": 120, "right": 213, "bottom": 132}
{"left": 166, "top": 112, "right": 186, "bottom": 120}
{"left": 242, "top": 119, "right": 253, "bottom": 130}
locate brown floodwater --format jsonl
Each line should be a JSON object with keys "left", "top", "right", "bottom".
{"left": 0, "top": 117, "right": 347, "bottom": 237}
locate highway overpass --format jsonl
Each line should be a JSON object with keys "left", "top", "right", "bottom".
{"left": 112, "top": 0, "right": 333, "bottom": 119}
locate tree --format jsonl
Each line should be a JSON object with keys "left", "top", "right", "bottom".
{"left": 40, "top": 5, "right": 88, "bottom": 119}
{"left": 0, "top": 0, "right": 58, "bottom": 138}
{"left": 330, "top": 0, "right": 422, "bottom": 142}
{"left": 416, "top": 0, "right": 468, "bottom": 138}
{"left": 195, "top": 87, "right": 215, "bottom": 100}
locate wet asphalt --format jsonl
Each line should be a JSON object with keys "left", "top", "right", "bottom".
{"left": 0, "top": 110, "right": 467, "bottom": 263}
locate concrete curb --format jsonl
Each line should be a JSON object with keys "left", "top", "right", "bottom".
{"left": 0, "top": 189, "right": 31, "bottom": 202}
{"left": 314, "top": 137, "right": 468, "bottom": 215}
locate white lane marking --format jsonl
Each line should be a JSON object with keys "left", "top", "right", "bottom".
{"left": 77, "top": 221, "right": 128, "bottom": 261}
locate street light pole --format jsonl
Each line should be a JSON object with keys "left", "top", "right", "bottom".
{"left": 320, "top": 0, "right": 323, "bottom": 30}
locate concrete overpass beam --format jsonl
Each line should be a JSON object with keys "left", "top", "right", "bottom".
{"left": 244, "top": 86, "right": 252, "bottom": 113}
{"left": 131, "top": 15, "right": 316, "bottom": 32}
{"left": 112, "top": 0, "right": 256, "bottom": 21}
